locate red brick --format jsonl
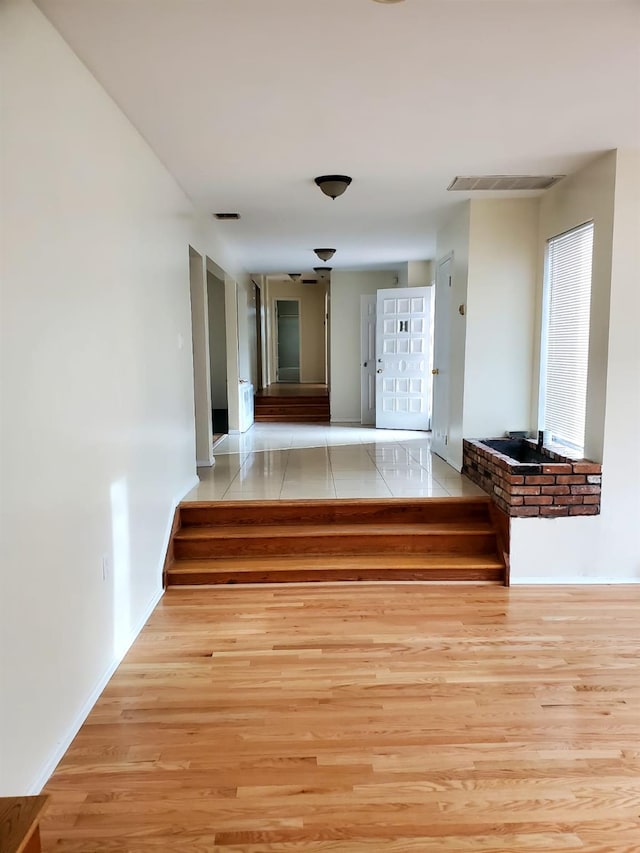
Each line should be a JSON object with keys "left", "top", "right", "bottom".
{"left": 543, "top": 464, "right": 572, "bottom": 474}
{"left": 540, "top": 506, "right": 570, "bottom": 518}
{"left": 557, "top": 475, "right": 586, "bottom": 485}
{"left": 510, "top": 496, "right": 524, "bottom": 506}
{"left": 571, "top": 484, "right": 601, "bottom": 495}
{"left": 511, "top": 486, "right": 541, "bottom": 496}
{"left": 569, "top": 505, "right": 600, "bottom": 516}
{"left": 524, "top": 475, "right": 555, "bottom": 485}
{"left": 541, "top": 485, "right": 570, "bottom": 496}
{"left": 587, "top": 475, "right": 602, "bottom": 485}
{"left": 554, "top": 495, "right": 584, "bottom": 505}
{"left": 511, "top": 506, "right": 540, "bottom": 517}
{"left": 505, "top": 474, "right": 524, "bottom": 485}
{"left": 524, "top": 495, "right": 554, "bottom": 505}
{"left": 572, "top": 463, "right": 602, "bottom": 474}
{"left": 583, "top": 495, "right": 601, "bottom": 505}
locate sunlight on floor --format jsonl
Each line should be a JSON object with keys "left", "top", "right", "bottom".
{"left": 184, "top": 423, "right": 485, "bottom": 501}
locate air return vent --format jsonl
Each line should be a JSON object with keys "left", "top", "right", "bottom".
{"left": 214, "top": 212, "right": 241, "bottom": 220}
{"left": 302, "top": 279, "right": 317, "bottom": 285}
{"left": 448, "top": 175, "right": 564, "bottom": 192}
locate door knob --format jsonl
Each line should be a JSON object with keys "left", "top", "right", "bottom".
{"left": 432, "top": 368, "right": 439, "bottom": 375}
{"left": 377, "top": 369, "right": 383, "bottom": 374}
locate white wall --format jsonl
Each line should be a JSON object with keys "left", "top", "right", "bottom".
{"left": 329, "top": 270, "right": 398, "bottom": 422}
{"left": 464, "top": 199, "right": 539, "bottom": 441}
{"left": 0, "top": 0, "right": 244, "bottom": 793}
{"left": 435, "top": 206, "right": 471, "bottom": 468}
{"left": 266, "top": 279, "right": 327, "bottom": 384}
{"left": 510, "top": 150, "right": 640, "bottom": 582}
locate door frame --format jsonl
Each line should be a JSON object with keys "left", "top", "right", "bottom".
{"left": 432, "top": 252, "right": 453, "bottom": 460}
{"left": 360, "top": 294, "right": 376, "bottom": 425}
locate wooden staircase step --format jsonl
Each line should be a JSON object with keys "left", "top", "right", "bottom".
{"left": 165, "top": 497, "right": 507, "bottom": 586}
{"left": 173, "top": 523, "right": 497, "bottom": 558}
{"left": 179, "top": 497, "right": 493, "bottom": 527}
{"left": 167, "top": 554, "right": 506, "bottom": 585}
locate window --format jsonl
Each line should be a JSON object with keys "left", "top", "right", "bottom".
{"left": 539, "top": 221, "right": 594, "bottom": 454}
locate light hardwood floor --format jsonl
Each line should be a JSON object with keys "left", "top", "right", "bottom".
{"left": 42, "top": 584, "right": 640, "bottom": 852}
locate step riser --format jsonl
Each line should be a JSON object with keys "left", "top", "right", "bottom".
{"left": 180, "top": 501, "right": 491, "bottom": 528}
{"left": 167, "top": 567, "right": 504, "bottom": 585}
{"left": 174, "top": 533, "right": 498, "bottom": 559}
{"left": 254, "top": 416, "right": 330, "bottom": 423}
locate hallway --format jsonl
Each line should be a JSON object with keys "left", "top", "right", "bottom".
{"left": 184, "top": 424, "right": 485, "bottom": 502}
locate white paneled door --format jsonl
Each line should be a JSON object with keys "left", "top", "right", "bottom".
{"left": 360, "top": 294, "right": 377, "bottom": 425}
{"left": 375, "top": 287, "right": 431, "bottom": 430}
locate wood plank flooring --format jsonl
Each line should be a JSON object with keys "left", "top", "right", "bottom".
{"left": 41, "top": 584, "right": 640, "bottom": 852}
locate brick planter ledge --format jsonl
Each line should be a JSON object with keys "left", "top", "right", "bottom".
{"left": 462, "top": 438, "right": 602, "bottom": 518}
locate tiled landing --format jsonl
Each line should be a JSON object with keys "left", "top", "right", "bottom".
{"left": 184, "top": 424, "right": 484, "bottom": 502}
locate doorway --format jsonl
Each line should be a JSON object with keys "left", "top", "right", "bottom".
{"left": 207, "top": 272, "right": 228, "bottom": 437}
{"left": 275, "top": 299, "right": 301, "bottom": 383}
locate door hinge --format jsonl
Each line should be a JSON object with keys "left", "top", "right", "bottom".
{"left": 445, "top": 435, "right": 448, "bottom": 445}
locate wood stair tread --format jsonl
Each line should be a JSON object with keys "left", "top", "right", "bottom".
{"left": 171, "top": 553, "right": 505, "bottom": 572}
{"left": 175, "top": 522, "right": 494, "bottom": 539}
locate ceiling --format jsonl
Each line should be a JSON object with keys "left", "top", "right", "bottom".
{"left": 36, "top": 0, "right": 640, "bottom": 276}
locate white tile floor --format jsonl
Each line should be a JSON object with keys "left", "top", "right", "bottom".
{"left": 184, "top": 424, "right": 486, "bottom": 502}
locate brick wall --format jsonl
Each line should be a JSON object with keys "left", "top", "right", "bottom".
{"left": 462, "top": 439, "right": 602, "bottom": 518}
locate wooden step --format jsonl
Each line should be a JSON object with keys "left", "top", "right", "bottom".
{"left": 165, "top": 498, "right": 507, "bottom": 586}
{"left": 254, "top": 414, "right": 330, "bottom": 423}
{"left": 179, "top": 497, "right": 493, "bottom": 527}
{"left": 173, "top": 522, "right": 496, "bottom": 559}
{"left": 167, "top": 554, "right": 505, "bottom": 585}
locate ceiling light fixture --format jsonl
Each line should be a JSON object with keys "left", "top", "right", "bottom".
{"left": 313, "top": 248, "right": 336, "bottom": 262}
{"left": 314, "top": 175, "right": 352, "bottom": 200}
{"left": 314, "top": 267, "right": 332, "bottom": 280}
{"left": 372, "top": 0, "right": 406, "bottom": 4}
{"left": 289, "top": 273, "right": 302, "bottom": 282}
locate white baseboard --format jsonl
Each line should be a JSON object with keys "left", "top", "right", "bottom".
{"left": 511, "top": 577, "right": 640, "bottom": 585}
{"left": 196, "top": 458, "right": 215, "bottom": 467}
{"left": 30, "top": 586, "right": 163, "bottom": 794}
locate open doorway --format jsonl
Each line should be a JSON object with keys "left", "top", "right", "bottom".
{"left": 207, "top": 271, "right": 228, "bottom": 439}
{"left": 275, "top": 299, "right": 301, "bottom": 383}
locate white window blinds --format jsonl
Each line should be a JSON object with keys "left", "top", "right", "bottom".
{"left": 540, "top": 222, "right": 594, "bottom": 453}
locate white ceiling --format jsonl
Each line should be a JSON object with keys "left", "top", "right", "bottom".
{"left": 36, "top": 0, "right": 640, "bottom": 276}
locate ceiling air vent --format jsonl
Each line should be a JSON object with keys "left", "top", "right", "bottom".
{"left": 214, "top": 212, "right": 241, "bottom": 220}
{"left": 447, "top": 175, "right": 564, "bottom": 192}
{"left": 302, "top": 278, "right": 317, "bottom": 285}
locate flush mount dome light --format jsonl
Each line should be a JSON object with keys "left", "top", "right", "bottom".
{"left": 314, "top": 175, "right": 352, "bottom": 199}
{"left": 372, "top": 0, "right": 406, "bottom": 4}
{"left": 313, "top": 248, "right": 336, "bottom": 262}
{"left": 314, "top": 267, "right": 332, "bottom": 279}
{"left": 289, "top": 273, "right": 302, "bottom": 282}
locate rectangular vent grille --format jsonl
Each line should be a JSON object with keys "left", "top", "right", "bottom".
{"left": 448, "top": 175, "right": 564, "bottom": 192}
{"left": 302, "top": 279, "right": 317, "bottom": 285}
{"left": 214, "top": 212, "right": 241, "bottom": 220}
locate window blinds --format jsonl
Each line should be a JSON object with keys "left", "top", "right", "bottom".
{"left": 541, "top": 222, "right": 594, "bottom": 452}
